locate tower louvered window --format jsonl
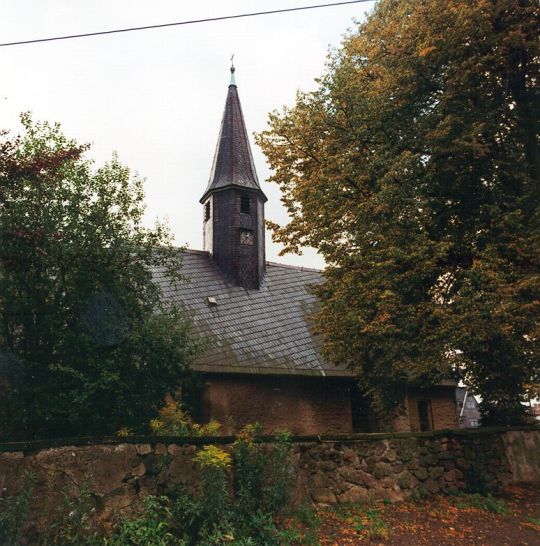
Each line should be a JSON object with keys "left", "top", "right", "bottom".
{"left": 240, "top": 194, "right": 251, "bottom": 214}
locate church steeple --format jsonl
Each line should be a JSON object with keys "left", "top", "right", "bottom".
{"left": 200, "top": 66, "right": 266, "bottom": 290}
{"left": 200, "top": 64, "right": 267, "bottom": 204}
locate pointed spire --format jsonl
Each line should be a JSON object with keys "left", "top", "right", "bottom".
{"left": 200, "top": 65, "right": 267, "bottom": 204}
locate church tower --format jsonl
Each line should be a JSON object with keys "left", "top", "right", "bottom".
{"left": 200, "top": 65, "right": 267, "bottom": 289}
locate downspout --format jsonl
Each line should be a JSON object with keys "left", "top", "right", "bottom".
{"left": 460, "top": 389, "right": 468, "bottom": 420}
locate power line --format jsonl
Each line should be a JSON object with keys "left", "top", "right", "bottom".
{"left": 0, "top": 1, "right": 374, "bottom": 48}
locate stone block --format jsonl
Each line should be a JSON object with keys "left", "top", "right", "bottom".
{"left": 340, "top": 467, "right": 368, "bottom": 486}
{"left": 319, "top": 460, "right": 337, "bottom": 472}
{"left": 131, "top": 463, "right": 146, "bottom": 478}
{"left": 424, "top": 478, "right": 440, "bottom": 494}
{"left": 413, "top": 467, "right": 429, "bottom": 481}
{"left": 135, "top": 444, "right": 152, "bottom": 456}
{"left": 338, "top": 485, "right": 369, "bottom": 504}
{"left": 310, "top": 472, "right": 331, "bottom": 489}
{"left": 422, "top": 453, "right": 437, "bottom": 466}
{"left": 455, "top": 458, "right": 470, "bottom": 470}
{"left": 311, "top": 487, "right": 336, "bottom": 505}
{"left": 138, "top": 475, "right": 157, "bottom": 496}
{"left": 373, "top": 462, "right": 392, "bottom": 479}
{"left": 444, "top": 468, "right": 464, "bottom": 482}
{"left": 155, "top": 443, "right": 168, "bottom": 455}
{"left": 442, "top": 460, "right": 456, "bottom": 471}
{"left": 396, "top": 471, "right": 417, "bottom": 490}
{"left": 429, "top": 466, "right": 444, "bottom": 480}
{"left": 342, "top": 447, "right": 358, "bottom": 463}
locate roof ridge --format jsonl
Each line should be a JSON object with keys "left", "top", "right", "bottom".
{"left": 181, "top": 248, "right": 210, "bottom": 256}
{"left": 180, "top": 248, "right": 323, "bottom": 273}
{"left": 266, "top": 261, "right": 322, "bottom": 273}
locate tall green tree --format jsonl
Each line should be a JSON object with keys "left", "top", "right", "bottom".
{"left": 0, "top": 115, "right": 201, "bottom": 438}
{"left": 257, "top": 0, "right": 539, "bottom": 425}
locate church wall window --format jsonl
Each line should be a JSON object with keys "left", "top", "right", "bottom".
{"left": 204, "top": 201, "right": 211, "bottom": 222}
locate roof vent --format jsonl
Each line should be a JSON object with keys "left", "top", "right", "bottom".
{"left": 207, "top": 296, "right": 218, "bottom": 305}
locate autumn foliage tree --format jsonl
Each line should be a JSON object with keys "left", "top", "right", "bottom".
{"left": 257, "top": 0, "right": 539, "bottom": 425}
{"left": 0, "top": 115, "right": 201, "bottom": 438}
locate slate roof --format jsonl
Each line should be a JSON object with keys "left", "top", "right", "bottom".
{"left": 200, "top": 79, "right": 267, "bottom": 203}
{"left": 153, "top": 250, "right": 351, "bottom": 377}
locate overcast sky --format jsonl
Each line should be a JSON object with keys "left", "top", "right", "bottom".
{"left": 1, "top": 0, "right": 376, "bottom": 269}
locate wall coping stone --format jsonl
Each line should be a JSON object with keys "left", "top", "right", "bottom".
{"left": 0, "top": 425, "right": 538, "bottom": 454}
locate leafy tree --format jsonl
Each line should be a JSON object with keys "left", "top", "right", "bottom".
{"left": 257, "top": 0, "right": 539, "bottom": 425}
{"left": 0, "top": 114, "right": 201, "bottom": 438}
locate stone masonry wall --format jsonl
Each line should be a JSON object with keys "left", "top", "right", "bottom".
{"left": 0, "top": 428, "right": 538, "bottom": 533}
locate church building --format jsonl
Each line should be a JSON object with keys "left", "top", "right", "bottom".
{"left": 154, "top": 66, "right": 458, "bottom": 435}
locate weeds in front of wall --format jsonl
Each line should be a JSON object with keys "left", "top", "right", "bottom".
{"left": 365, "top": 506, "right": 389, "bottom": 539}
{"left": 0, "top": 472, "right": 102, "bottom": 546}
{"left": 0, "top": 471, "right": 36, "bottom": 545}
{"left": 523, "top": 517, "right": 540, "bottom": 529}
{"left": 453, "top": 492, "right": 509, "bottom": 515}
{"left": 278, "top": 504, "right": 322, "bottom": 546}
{"left": 0, "top": 425, "right": 296, "bottom": 545}
{"left": 107, "top": 495, "right": 180, "bottom": 546}
{"left": 326, "top": 501, "right": 389, "bottom": 541}
{"left": 40, "top": 475, "right": 101, "bottom": 546}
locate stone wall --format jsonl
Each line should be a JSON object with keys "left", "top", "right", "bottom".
{"left": 0, "top": 428, "right": 538, "bottom": 532}
{"left": 295, "top": 428, "right": 539, "bottom": 505}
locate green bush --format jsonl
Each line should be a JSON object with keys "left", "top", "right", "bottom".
{"left": 233, "top": 425, "right": 294, "bottom": 515}
{"left": 106, "top": 496, "right": 180, "bottom": 546}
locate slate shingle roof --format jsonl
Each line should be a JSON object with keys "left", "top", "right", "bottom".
{"left": 200, "top": 82, "right": 267, "bottom": 203}
{"left": 153, "top": 250, "right": 351, "bottom": 377}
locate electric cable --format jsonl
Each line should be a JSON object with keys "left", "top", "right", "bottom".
{"left": 0, "top": 1, "right": 375, "bottom": 48}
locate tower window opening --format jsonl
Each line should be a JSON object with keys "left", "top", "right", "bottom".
{"left": 240, "top": 194, "right": 251, "bottom": 214}
{"left": 204, "top": 202, "right": 211, "bottom": 221}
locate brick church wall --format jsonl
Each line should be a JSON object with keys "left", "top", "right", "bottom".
{"left": 407, "top": 386, "right": 458, "bottom": 431}
{"left": 200, "top": 373, "right": 353, "bottom": 435}
{"left": 200, "top": 375, "right": 458, "bottom": 435}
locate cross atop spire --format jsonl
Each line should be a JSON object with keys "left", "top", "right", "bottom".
{"left": 230, "top": 54, "right": 236, "bottom": 86}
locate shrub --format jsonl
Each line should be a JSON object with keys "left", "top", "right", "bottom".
{"left": 230, "top": 425, "right": 294, "bottom": 540}
{"left": 149, "top": 398, "right": 221, "bottom": 437}
{"left": 232, "top": 425, "right": 294, "bottom": 515}
{"left": 106, "top": 496, "right": 180, "bottom": 546}
{"left": 40, "top": 476, "right": 100, "bottom": 546}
